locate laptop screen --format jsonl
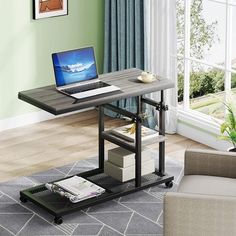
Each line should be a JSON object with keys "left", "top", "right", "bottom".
{"left": 52, "top": 47, "right": 98, "bottom": 87}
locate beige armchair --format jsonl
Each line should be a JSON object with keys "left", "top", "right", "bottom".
{"left": 164, "top": 149, "right": 236, "bottom": 236}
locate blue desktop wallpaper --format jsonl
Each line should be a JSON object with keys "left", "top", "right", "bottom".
{"left": 52, "top": 47, "right": 98, "bottom": 87}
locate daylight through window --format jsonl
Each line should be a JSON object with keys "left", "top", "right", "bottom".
{"left": 177, "top": 0, "right": 236, "bottom": 120}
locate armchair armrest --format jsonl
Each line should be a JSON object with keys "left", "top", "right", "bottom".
{"left": 164, "top": 192, "right": 236, "bottom": 236}
{"left": 184, "top": 149, "right": 236, "bottom": 178}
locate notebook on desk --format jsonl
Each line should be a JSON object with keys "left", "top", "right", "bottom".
{"left": 52, "top": 47, "right": 121, "bottom": 100}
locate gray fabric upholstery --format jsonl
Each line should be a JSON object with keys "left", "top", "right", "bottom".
{"left": 164, "top": 149, "right": 236, "bottom": 236}
{"left": 184, "top": 149, "right": 236, "bottom": 178}
{"left": 164, "top": 192, "right": 236, "bottom": 236}
{"left": 178, "top": 175, "right": 236, "bottom": 197}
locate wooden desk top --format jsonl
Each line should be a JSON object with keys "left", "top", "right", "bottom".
{"left": 18, "top": 68, "right": 174, "bottom": 115}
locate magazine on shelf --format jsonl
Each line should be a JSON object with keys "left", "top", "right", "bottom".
{"left": 110, "top": 124, "right": 159, "bottom": 142}
{"left": 45, "top": 176, "right": 105, "bottom": 203}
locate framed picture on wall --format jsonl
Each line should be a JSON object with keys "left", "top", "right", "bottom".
{"left": 33, "top": 0, "right": 68, "bottom": 20}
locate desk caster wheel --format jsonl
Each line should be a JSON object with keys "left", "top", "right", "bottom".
{"left": 54, "top": 216, "right": 63, "bottom": 225}
{"left": 165, "top": 181, "right": 173, "bottom": 188}
{"left": 20, "top": 196, "right": 27, "bottom": 203}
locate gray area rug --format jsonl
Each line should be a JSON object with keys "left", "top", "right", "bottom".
{"left": 0, "top": 156, "right": 183, "bottom": 236}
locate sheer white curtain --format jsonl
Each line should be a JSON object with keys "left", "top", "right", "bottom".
{"left": 144, "top": 0, "right": 177, "bottom": 134}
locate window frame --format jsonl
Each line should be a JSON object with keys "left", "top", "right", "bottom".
{"left": 179, "top": 0, "right": 235, "bottom": 120}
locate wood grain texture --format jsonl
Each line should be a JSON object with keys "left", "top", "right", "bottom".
{"left": 0, "top": 110, "right": 209, "bottom": 183}
{"left": 18, "top": 68, "right": 175, "bottom": 115}
{"left": 11, "top": 70, "right": 207, "bottom": 183}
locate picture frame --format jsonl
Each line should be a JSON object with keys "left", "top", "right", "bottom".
{"left": 33, "top": 0, "right": 68, "bottom": 20}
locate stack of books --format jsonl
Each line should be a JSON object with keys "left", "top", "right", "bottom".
{"left": 45, "top": 176, "right": 105, "bottom": 203}
{"left": 104, "top": 147, "right": 155, "bottom": 182}
{"left": 110, "top": 124, "right": 166, "bottom": 145}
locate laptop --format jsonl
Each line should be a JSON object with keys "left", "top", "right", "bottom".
{"left": 52, "top": 47, "right": 121, "bottom": 100}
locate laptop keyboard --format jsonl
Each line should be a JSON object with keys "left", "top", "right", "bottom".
{"left": 62, "top": 82, "right": 109, "bottom": 94}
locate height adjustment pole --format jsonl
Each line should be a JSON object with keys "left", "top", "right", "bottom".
{"left": 158, "top": 91, "right": 166, "bottom": 175}
{"left": 135, "top": 96, "right": 142, "bottom": 187}
{"left": 98, "top": 106, "right": 105, "bottom": 170}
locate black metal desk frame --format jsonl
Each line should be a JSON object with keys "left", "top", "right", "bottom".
{"left": 18, "top": 70, "right": 174, "bottom": 225}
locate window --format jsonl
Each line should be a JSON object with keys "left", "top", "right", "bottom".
{"left": 177, "top": 0, "right": 236, "bottom": 120}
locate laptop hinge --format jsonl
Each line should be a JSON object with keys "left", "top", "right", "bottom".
{"left": 57, "top": 79, "right": 100, "bottom": 91}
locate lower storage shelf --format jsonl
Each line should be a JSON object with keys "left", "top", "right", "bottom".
{"left": 20, "top": 168, "right": 174, "bottom": 224}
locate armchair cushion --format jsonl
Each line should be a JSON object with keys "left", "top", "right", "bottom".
{"left": 178, "top": 175, "right": 236, "bottom": 197}
{"left": 164, "top": 192, "right": 236, "bottom": 236}
{"left": 185, "top": 149, "right": 236, "bottom": 178}
{"left": 164, "top": 149, "right": 236, "bottom": 236}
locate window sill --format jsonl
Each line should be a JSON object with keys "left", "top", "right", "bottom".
{"left": 177, "top": 108, "right": 231, "bottom": 150}
{"left": 177, "top": 108, "right": 221, "bottom": 135}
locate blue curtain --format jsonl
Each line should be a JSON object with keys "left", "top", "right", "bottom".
{"left": 103, "top": 0, "right": 145, "bottom": 117}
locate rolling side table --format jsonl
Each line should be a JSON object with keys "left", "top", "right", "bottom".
{"left": 18, "top": 68, "right": 174, "bottom": 224}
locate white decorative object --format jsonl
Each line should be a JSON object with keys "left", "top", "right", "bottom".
{"left": 108, "top": 147, "right": 153, "bottom": 168}
{"left": 104, "top": 158, "right": 155, "bottom": 182}
{"left": 110, "top": 124, "right": 165, "bottom": 145}
{"left": 137, "top": 72, "right": 156, "bottom": 83}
